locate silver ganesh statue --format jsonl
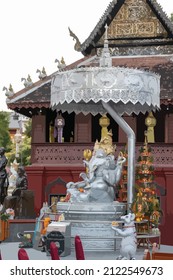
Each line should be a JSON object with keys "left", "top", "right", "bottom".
{"left": 66, "top": 131, "right": 126, "bottom": 203}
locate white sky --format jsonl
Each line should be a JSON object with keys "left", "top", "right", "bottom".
{"left": 0, "top": 0, "right": 172, "bottom": 111}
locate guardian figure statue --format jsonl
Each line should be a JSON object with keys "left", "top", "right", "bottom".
{"left": 0, "top": 147, "right": 8, "bottom": 205}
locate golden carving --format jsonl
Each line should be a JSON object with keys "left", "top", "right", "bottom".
{"left": 98, "top": 0, "right": 167, "bottom": 44}
{"left": 93, "top": 130, "right": 116, "bottom": 156}
{"left": 116, "top": 5, "right": 127, "bottom": 20}
{"left": 115, "top": 23, "right": 133, "bottom": 36}
{"left": 137, "top": 22, "right": 155, "bottom": 35}
{"left": 83, "top": 149, "right": 92, "bottom": 162}
{"left": 83, "top": 149, "right": 92, "bottom": 173}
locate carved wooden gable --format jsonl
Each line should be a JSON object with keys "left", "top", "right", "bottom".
{"left": 81, "top": 0, "right": 173, "bottom": 55}
{"left": 98, "top": 0, "right": 167, "bottom": 44}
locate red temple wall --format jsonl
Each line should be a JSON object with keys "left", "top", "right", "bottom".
{"left": 25, "top": 165, "right": 85, "bottom": 215}
{"left": 25, "top": 165, "right": 173, "bottom": 246}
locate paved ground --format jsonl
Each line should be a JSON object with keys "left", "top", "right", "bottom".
{"left": 0, "top": 242, "right": 173, "bottom": 260}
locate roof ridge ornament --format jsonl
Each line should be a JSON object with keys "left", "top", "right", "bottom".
{"left": 99, "top": 24, "right": 112, "bottom": 67}
{"left": 68, "top": 27, "right": 81, "bottom": 52}
{"left": 3, "top": 84, "right": 14, "bottom": 98}
{"left": 21, "top": 75, "right": 33, "bottom": 88}
{"left": 55, "top": 57, "right": 66, "bottom": 72}
{"left": 36, "top": 67, "right": 47, "bottom": 80}
{"left": 105, "top": 23, "right": 108, "bottom": 41}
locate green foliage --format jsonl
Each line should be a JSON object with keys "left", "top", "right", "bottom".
{"left": 0, "top": 212, "right": 10, "bottom": 221}
{"left": 138, "top": 146, "right": 152, "bottom": 153}
{"left": 5, "top": 142, "right": 16, "bottom": 165}
{"left": 21, "top": 120, "right": 32, "bottom": 165}
{"left": 24, "top": 119, "right": 32, "bottom": 138}
{"left": 20, "top": 135, "right": 31, "bottom": 166}
{"left": 0, "top": 111, "right": 12, "bottom": 151}
{"left": 133, "top": 142, "right": 162, "bottom": 225}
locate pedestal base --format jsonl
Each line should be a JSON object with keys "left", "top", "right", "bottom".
{"left": 57, "top": 201, "right": 126, "bottom": 251}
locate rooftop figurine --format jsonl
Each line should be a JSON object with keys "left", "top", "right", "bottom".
{"left": 21, "top": 75, "right": 33, "bottom": 87}
{"left": 3, "top": 84, "right": 14, "bottom": 98}
{"left": 36, "top": 67, "right": 47, "bottom": 80}
{"left": 55, "top": 57, "right": 66, "bottom": 71}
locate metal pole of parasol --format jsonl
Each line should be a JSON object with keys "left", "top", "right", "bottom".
{"left": 102, "top": 101, "right": 135, "bottom": 212}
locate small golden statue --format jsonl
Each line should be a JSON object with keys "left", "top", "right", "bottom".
{"left": 93, "top": 129, "right": 116, "bottom": 156}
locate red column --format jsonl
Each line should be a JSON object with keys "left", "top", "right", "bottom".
{"left": 161, "top": 168, "right": 173, "bottom": 245}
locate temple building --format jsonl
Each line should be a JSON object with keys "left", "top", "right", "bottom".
{"left": 5, "top": 0, "right": 173, "bottom": 245}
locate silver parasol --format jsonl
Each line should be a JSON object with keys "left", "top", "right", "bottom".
{"left": 51, "top": 26, "right": 160, "bottom": 209}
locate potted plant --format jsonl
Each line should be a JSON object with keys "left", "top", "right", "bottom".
{"left": 0, "top": 212, "right": 10, "bottom": 241}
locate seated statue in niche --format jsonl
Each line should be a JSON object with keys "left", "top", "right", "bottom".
{"left": 66, "top": 131, "right": 126, "bottom": 203}
{"left": 0, "top": 166, "right": 28, "bottom": 217}
{"left": 0, "top": 147, "right": 8, "bottom": 206}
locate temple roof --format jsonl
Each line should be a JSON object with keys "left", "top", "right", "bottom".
{"left": 79, "top": 0, "right": 173, "bottom": 55}
{"left": 6, "top": 57, "right": 90, "bottom": 116}
{"left": 7, "top": 54, "right": 173, "bottom": 116}
{"left": 6, "top": 0, "right": 173, "bottom": 116}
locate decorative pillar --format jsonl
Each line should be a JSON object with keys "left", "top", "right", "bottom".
{"left": 145, "top": 111, "right": 156, "bottom": 143}
{"left": 165, "top": 114, "right": 173, "bottom": 143}
{"left": 99, "top": 114, "right": 110, "bottom": 139}
{"left": 32, "top": 115, "right": 46, "bottom": 143}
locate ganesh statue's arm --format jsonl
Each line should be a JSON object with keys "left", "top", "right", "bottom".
{"left": 80, "top": 160, "right": 97, "bottom": 185}
{"left": 111, "top": 226, "right": 132, "bottom": 237}
{"left": 103, "top": 155, "right": 126, "bottom": 186}
{"left": 66, "top": 180, "right": 86, "bottom": 190}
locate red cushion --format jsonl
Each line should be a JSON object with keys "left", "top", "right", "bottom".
{"left": 75, "top": 235, "right": 85, "bottom": 260}
{"left": 50, "top": 242, "right": 60, "bottom": 260}
{"left": 18, "top": 248, "right": 29, "bottom": 260}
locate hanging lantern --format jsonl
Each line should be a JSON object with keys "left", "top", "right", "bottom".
{"left": 54, "top": 113, "right": 65, "bottom": 143}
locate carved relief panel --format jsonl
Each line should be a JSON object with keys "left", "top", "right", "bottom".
{"left": 98, "top": 0, "right": 167, "bottom": 43}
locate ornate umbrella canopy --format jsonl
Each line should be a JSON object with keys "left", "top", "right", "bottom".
{"left": 51, "top": 66, "right": 160, "bottom": 116}
{"left": 51, "top": 25, "right": 160, "bottom": 115}
{"left": 50, "top": 26, "right": 160, "bottom": 208}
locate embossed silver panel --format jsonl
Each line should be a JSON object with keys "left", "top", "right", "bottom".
{"left": 51, "top": 67, "right": 160, "bottom": 116}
